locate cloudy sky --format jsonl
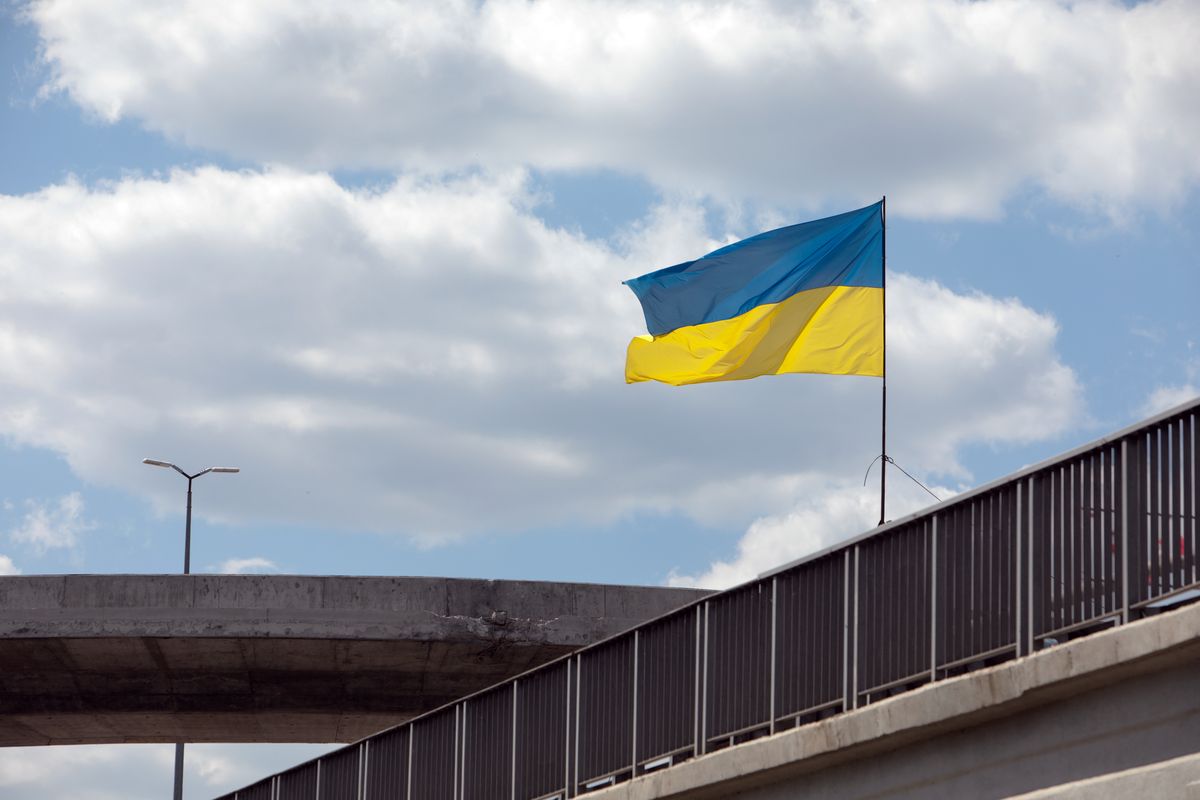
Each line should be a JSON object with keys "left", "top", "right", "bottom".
{"left": 1, "top": 0, "right": 1198, "bottom": 796}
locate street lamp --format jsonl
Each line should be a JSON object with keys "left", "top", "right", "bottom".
{"left": 142, "top": 459, "right": 240, "bottom": 574}
{"left": 143, "top": 458, "right": 240, "bottom": 800}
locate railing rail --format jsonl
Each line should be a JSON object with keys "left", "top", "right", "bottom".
{"left": 216, "top": 398, "right": 1200, "bottom": 800}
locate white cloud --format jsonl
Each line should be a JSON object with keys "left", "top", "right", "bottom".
{"left": 1141, "top": 384, "right": 1198, "bottom": 417}
{"left": 0, "top": 743, "right": 164, "bottom": 797}
{"left": 0, "top": 554, "right": 20, "bottom": 575}
{"left": 885, "top": 273, "right": 1082, "bottom": 478}
{"left": 1141, "top": 352, "right": 1199, "bottom": 417}
{"left": 0, "top": 742, "right": 336, "bottom": 799}
{"left": 217, "top": 556, "right": 279, "bottom": 574}
{"left": 668, "top": 476, "right": 956, "bottom": 589}
{"left": 0, "top": 167, "right": 1080, "bottom": 543}
{"left": 9, "top": 492, "right": 92, "bottom": 554}
{"left": 26, "top": 0, "right": 1200, "bottom": 219}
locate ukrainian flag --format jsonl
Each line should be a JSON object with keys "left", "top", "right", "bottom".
{"left": 624, "top": 201, "right": 884, "bottom": 386}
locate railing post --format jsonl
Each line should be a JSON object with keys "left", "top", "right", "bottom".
{"left": 693, "top": 604, "right": 702, "bottom": 758}
{"left": 1015, "top": 482, "right": 1024, "bottom": 657}
{"left": 359, "top": 741, "right": 368, "bottom": 800}
{"left": 455, "top": 704, "right": 462, "bottom": 800}
{"left": 510, "top": 681, "right": 518, "bottom": 800}
{"left": 1026, "top": 475, "right": 1036, "bottom": 654}
{"left": 851, "top": 547, "right": 860, "bottom": 709}
{"left": 573, "top": 654, "right": 581, "bottom": 796}
{"left": 406, "top": 720, "right": 414, "bottom": 800}
{"left": 929, "top": 514, "right": 938, "bottom": 682}
{"left": 701, "top": 601, "right": 710, "bottom": 754}
{"left": 841, "top": 549, "right": 851, "bottom": 712}
{"left": 1121, "top": 438, "right": 1132, "bottom": 624}
{"left": 1191, "top": 412, "right": 1197, "bottom": 596}
{"left": 769, "top": 577, "right": 777, "bottom": 734}
{"left": 564, "top": 658, "right": 573, "bottom": 798}
{"left": 631, "top": 630, "right": 639, "bottom": 776}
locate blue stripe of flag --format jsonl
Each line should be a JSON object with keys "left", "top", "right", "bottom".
{"left": 624, "top": 201, "right": 883, "bottom": 337}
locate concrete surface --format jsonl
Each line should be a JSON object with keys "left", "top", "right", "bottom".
{"left": 592, "top": 601, "right": 1200, "bottom": 800}
{"left": 1007, "top": 753, "right": 1200, "bottom": 799}
{"left": 0, "top": 574, "right": 709, "bottom": 746}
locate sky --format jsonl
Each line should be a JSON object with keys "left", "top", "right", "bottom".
{"left": 0, "top": 0, "right": 1197, "bottom": 796}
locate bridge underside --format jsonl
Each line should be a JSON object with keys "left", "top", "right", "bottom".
{"left": 0, "top": 574, "right": 708, "bottom": 746}
{"left": 0, "top": 635, "right": 576, "bottom": 745}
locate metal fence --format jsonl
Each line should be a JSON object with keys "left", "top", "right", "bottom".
{"left": 216, "top": 399, "right": 1199, "bottom": 800}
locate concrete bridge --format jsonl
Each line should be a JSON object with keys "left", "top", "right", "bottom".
{"left": 0, "top": 574, "right": 709, "bottom": 746}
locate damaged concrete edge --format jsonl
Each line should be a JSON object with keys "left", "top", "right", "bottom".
{"left": 0, "top": 574, "right": 712, "bottom": 645}
{"left": 591, "top": 601, "right": 1200, "bottom": 800}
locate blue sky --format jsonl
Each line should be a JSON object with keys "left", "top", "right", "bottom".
{"left": 1, "top": 1, "right": 1197, "bottom": 796}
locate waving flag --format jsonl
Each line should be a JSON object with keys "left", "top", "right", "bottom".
{"left": 623, "top": 201, "right": 884, "bottom": 386}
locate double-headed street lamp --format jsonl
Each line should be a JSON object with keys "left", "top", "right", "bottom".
{"left": 143, "top": 458, "right": 240, "bottom": 800}
{"left": 142, "top": 459, "right": 240, "bottom": 574}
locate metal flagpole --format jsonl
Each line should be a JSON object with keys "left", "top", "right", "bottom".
{"left": 879, "top": 195, "right": 887, "bottom": 526}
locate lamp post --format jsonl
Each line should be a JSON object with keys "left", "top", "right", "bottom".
{"left": 143, "top": 458, "right": 240, "bottom": 800}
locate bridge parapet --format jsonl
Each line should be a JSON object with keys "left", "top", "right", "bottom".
{"left": 217, "top": 397, "right": 1200, "bottom": 800}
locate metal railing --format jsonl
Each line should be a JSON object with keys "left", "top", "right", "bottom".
{"left": 217, "top": 398, "right": 1199, "bottom": 800}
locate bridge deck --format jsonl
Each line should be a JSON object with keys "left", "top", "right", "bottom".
{"left": 0, "top": 574, "right": 710, "bottom": 745}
